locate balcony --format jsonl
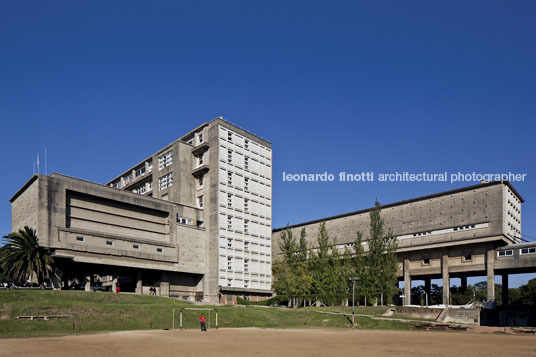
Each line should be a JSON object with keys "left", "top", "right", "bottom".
{"left": 192, "top": 164, "right": 210, "bottom": 177}
{"left": 191, "top": 142, "right": 210, "bottom": 155}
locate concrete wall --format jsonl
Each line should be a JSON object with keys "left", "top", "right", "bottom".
{"left": 272, "top": 182, "right": 515, "bottom": 256}
{"left": 11, "top": 177, "right": 39, "bottom": 235}
{"left": 10, "top": 174, "right": 207, "bottom": 277}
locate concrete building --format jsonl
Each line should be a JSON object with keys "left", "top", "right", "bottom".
{"left": 10, "top": 117, "right": 272, "bottom": 304}
{"left": 272, "top": 181, "right": 536, "bottom": 305}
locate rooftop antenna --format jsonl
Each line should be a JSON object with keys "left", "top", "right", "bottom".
{"left": 36, "top": 153, "right": 40, "bottom": 174}
{"left": 45, "top": 146, "right": 47, "bottom": 175}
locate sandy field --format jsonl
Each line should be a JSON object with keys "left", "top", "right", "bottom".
{"left": 2, "top": 328, "right": 536, "bottom": 357}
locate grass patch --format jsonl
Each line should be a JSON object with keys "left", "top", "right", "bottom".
{"left": 0, "top": 291, "right": 413, "bottom": 337}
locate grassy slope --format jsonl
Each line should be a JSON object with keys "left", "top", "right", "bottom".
{"left": 0, "top": 291, "right": 412, "bottom": 337}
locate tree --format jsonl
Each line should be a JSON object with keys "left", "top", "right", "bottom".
{"left": 360, "top": 200, "right": 399, "bottom": 303}
{"left": 0, "top": 226, "right": 54, "bottom": 283}
{"left": 519, "top": 278, "right": 536, "bottom": 305}
{"left": 297, "top": 228, "right": 308, "bottom": 263}
{"left": 272, "top": 225, "right": 312, "bottom": 307}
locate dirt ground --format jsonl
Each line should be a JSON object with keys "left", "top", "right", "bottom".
{"left": 2, "top": 328, "right": 536, "bottom": 357}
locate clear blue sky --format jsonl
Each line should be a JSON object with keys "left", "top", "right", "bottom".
{"left": 1, "top": 1, "right": 535, "bottom": 287}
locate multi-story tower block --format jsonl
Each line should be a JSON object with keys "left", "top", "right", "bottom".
{"left": 10, "top": 117, "right": 272, "bottom": 304}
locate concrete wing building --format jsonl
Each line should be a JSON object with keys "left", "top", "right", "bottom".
{"left": 272, "top": 181, "right": 536, "bottom": 306}
{"left": 9, "top": 117, "right": 272, "bottom": 304}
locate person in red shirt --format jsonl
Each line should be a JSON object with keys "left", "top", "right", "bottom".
{"left": 200, "top": 313, "right": 207, "bottom": 331}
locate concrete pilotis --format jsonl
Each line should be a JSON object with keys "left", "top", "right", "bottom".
{"left": 136, "top": 271, "right": 142, "bottom": 294}
{"left": 442, "top": 254, "right": 450, "bottom": 306}
{"left": 460, "top": 276, "right": 467, "bottom": 291}
{"left": 160, "top": 272, "right": 170, "bottom": 297}
{"left": 85, "top": 275, "right": 91, "bottom": 292}
{"left": 486, "top": 250, "right": 495, "bottom": 301}
{"left": 424, "top": 278, "right": 431, "bottom": 306}
{"left": 404, "top": 259, "right": 411, "bottom": 305}
{"left": 502, "top": 274, "right": 509, "bottom": 305}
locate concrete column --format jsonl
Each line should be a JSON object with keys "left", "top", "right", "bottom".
{"left": 502, "top": 274, "right": 509, "bottom": 305}
{"left": 84, "top": 275, "right": 91, "bottom": 292}
{"left": 424, "top": 278, "right": 431, "bottom": 306}
{"left": 404, "top": 258, "right": 411, "bottom": 306}
{"left": 160, "top": 272, "right": 170, "bottom": 297}
{"left": 442, "top": 254, "right": 450, "bottom": 306}
{"left": 486, "top": 250, "right": 495, "bottom": 301}
{"left": 51, "top": 269, "right": 62, "bottom": 290}
{"left": 460, "top": 276, "right": 467, "bottom": 292}
{"left": 135, "top": 271, "right": 143, "bottom": 294}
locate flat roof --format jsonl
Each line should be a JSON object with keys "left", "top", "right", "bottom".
{"left": 273, "top": 180, "right": 524, "bottom": 232}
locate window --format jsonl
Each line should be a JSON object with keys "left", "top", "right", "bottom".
{"left": 159, "top": 151, "right": 173, "bottom": 170}
{"left": 148, "top": 181, "right": 153, "bottom": 191}
{"left": 244, "top": 259, "right": 249, "bottom": 272}
{"left": 147, "top": 161, "right": 153, "bottom": 172}
{"left": 244, "top": 241, "right": 249, "bottom": 251}
{"left": 227, "top": 215, "right": 232, "bottom": 230}
{"left": 227, "top": 282, "right": 232, "bottom": 289}
{"left": 227, "top": 193, "right": 233, "bottom": 208}
{"left": 198, "top": 133, "right": 203, "bottom": 144}
{"left": 198, "top": 175, "right": 204, "bottom": 188}
{"left": 244, "top": 281, "right": 249, "bottom": 288}
{"left": 244, "top": 177, "right": 249, "bottom": 191}
{"left": 244, "top": 139, "right": 249, "bottom": 149}
{"left": 422, "top": 258, "right": 430, "bottom": 265}
{"left": 134, "top": 185, "right": 146, "bottom": 195}
{"left": 197, "top": 154, "right": 204, "bottom": 166}
{"left": 178, "top": 216, "right": 193, "bottom": 225}
{"left": 228, "top": 132, "right": 233, "bottom": 142}
{"left": 244, "top": 156, "right": 249, "bottom": 170}
{"left": 228, "top": 149, "right": 233, "bottom": 164}
{"left": 227, "top": 257, "right": 232, "bottom": 271}
{"left": 106, "top": 240, "right": 114, "bottom": 246}
{"left": 498, "top": 250, "right": 513, "bottom": 257}
{"left": 244, "top": 219, "right": 249, "bottom": 234}
{"left": 228, "top": 172, "right": 233, "bottom": 185}
{"left": 133, "top": 244, "right": 139, "bottom": 250}
{"left": 159, "top": 173, "right": 173, "bottom": 190}
{"left": 244, "top": 198, "right": 249, "bottom": 212}
{"left": 463, "top": 254, "right": 472, "bottom": 261}
{"left": 227, "top": 239, "right": 232, "bottom": 248}
{"left": 198, "top": 196, "right": 204, "bottom": 209}
{"left": 76, "top": 236, "right": 84, "bottom": 242}
{"left": 520, "top": 247, "right": 536, "bottom": 255}
{"left": 157, "top": 247, "right": 163, "bottom": 253}
{"left": 135, "top": 166, "right": 146, "bottom": 177}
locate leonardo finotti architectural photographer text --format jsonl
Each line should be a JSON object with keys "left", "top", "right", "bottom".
{"left": 282, "top": 171, "right": 527, "bottom": 184}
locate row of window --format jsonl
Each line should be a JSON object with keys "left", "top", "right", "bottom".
{"left": 159, "top": 173, "right": 173, "bottom": 190}
{"left": 507, "top": 211, "right": 521, "bottom": 224}
{"left": 223, "top": 129, "right": 271, "bottom": 159}
{"left": 498, "top": 247, "right": 536, "bottom": 256}
{"left": 133, "top": 181, "right": 153, "bottom": 195}
{"left": 158, "top": 150, "right": 173, "bottom": 170}
{"left": 75, "top": 236, "right": 164, "bottom": 253}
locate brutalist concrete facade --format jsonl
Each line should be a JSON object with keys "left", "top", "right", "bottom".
{"left": 10, "top": 117, "right": 272, "bottom": 304}
{"left": 272, "top": 181, "right": 535, "bottom": 305}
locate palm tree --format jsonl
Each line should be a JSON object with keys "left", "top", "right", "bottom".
{"left": 0, "top": 226, "right": 54, "bottom": 284}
